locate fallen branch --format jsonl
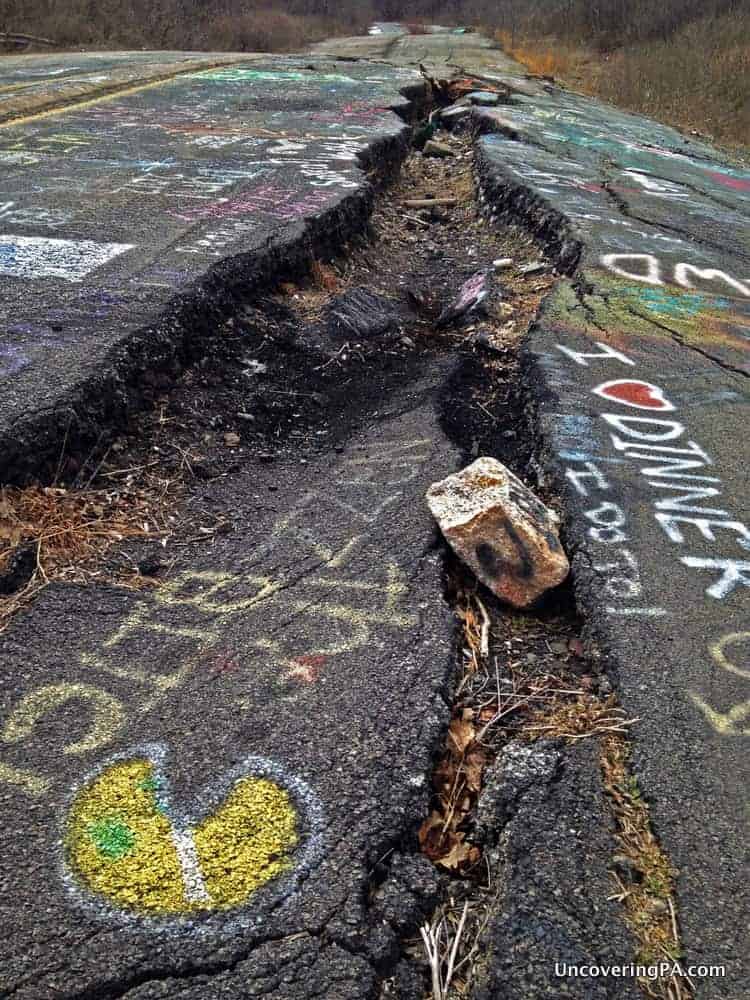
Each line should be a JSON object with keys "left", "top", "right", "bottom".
{"left": 0, "top": 31, "right": 56, "bottom": 47}
{"left": 403, "top": 197, "right": 458, "bottom": 208}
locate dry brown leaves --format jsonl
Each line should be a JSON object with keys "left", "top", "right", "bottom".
{"left": 522, "top": 691, "right": 636, "bottom": 741}
{"left": 418, "top": 596, "right": 492, "bottom": 873}
{"left": 419, "top": 590, "right": 637, "bottom": 876}
{"left": 419, "top": 708, "right": 486, "bottom": 873}
{"left": 443, "top": 78, "right": 502, "bottom": 102}
{"left": 309, "top": 259, "right": 341, "bottom": 292}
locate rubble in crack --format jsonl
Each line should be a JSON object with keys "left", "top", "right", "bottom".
{"left": 426, "top": 457, "right": 569, "bottom": 607}
{"left": 436, "top": 270, "right": 493, "bottom": 328}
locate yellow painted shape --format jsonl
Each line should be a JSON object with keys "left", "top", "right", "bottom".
{"left": 0, "top": 759, "right": 51, "bottom": 796}
{"left": 689, "top": 692, "right": 750, "bottom": 736}
{"left": 0, "top": 58, "right": 253, "bottom": 130}
{"left": 67, "top": 760, "right": 300, "bottom": 915}
{"left": 2, "top": 682, "right": 124, "bottom": 755}
{"left": 711, "top": 631, "right": 750, "bottom": 680}
{"left": 67, "top": 759, "right": 188, "bottom": 913}
{"left": 195, "top": 777, "right": 298, "bottom": 908}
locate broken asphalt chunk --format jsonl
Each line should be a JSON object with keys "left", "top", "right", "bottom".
{"left": 426, "top": 457, "right": 569, "bottom": 607}
{"left": 422, "top": 139, "right": 454, "bottom": 158}
{"left": 468, "top": 90, "right": 500, "bottom": 106}
{"left": 327, "top": 287, "right": 400, "bottom": 340}
{"left": 440, "top": 103, "right": 473, "bottom": 124}
{"left": 518, "top": 260, "right": 548, "bottom": 276}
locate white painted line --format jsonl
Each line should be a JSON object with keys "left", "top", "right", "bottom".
{"left": 171, "top": 828, "right": 210, "bottom": 904}
{"left": 605, "top": 606, "right": 669, "bottom": 617}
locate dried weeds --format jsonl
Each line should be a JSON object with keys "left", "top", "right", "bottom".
{"left": 420, "top": 581, "right": 689, "bottom": 999}
{"left": 602, "top": 736, "right": 694, "bottom": 999}
{"left": 0, "top": 468, "right": 181, "bottom": 632}
{"left": 419, "top": 889, "right": 497, "bottom": 1000}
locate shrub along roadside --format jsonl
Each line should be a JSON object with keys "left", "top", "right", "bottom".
{"left": 495, "top": 9, "right": 749, "bottom": 152}
{"left": 0, "top": 1, "right": 373, "bottom": 52}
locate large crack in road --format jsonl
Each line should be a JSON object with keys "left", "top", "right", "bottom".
{"left": 0, "top": 24, "right": 748, "bottom": 1000}
{"left": 0, "top": 115, "right": 574, "bottom": 998}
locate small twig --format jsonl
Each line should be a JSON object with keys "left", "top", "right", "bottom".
{"left": 667, "top": 896, "right": 679, "bottom": 947}
{"left": 98, "top": 460, "right": 161, "bottom": 478}
{"left": 420, "top": 920, "right": 443, "bottom": 1000}
{"left": 82, "top": 444, "right": 112, "bottom": 490}
{"left": 444, "top": 901, "right": 469, "bottom": 994}
{"left": 314, "top": 342, "right": 350, "bottom": 371}
{"left": 475, "top": 596, "right": 490, "bottom": 659}
{"left": 52, "top": 416, "right": 72, "bottom": 487}
{"left": 403, "top": 197, "right": 457, "bottom": 208}
{"left": 35, "top": 537, "right": 48, "bottom": 583}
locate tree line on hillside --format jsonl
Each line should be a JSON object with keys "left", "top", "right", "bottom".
{"left": 0, "top": 0, "right": 743, "bottom": 57}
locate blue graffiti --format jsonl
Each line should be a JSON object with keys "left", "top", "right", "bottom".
{"left": 625, "top": 285, "right": 733, "bottom": 318}
{"left": 0, "top": 242, "right": 18, "bottom": 267}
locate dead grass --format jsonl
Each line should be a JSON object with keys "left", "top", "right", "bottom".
{"left": 493, "top": 10, "right": 750, "bottom": 151}
{"left": 593, "top": 12, "right": 750, "bottom": 149}
{"left": 0, "top": 467, "right": 181, "bottom": 632}
{"left": 418, "top": 584, "right": 692, "bottom": 999}
{"left": 418, "top": 892, "right": 497, "bottom": 1000}
{"left": 602, "top": 736, "right": 693, "bottom": 999}
{"left": 494, "top": 29, "right": 580, "bottom": 80}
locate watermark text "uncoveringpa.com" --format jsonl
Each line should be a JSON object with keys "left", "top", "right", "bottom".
{"left": 555, "top": 962, "right": 726, "bottom": 980}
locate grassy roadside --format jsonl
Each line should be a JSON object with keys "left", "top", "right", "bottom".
{"left": 493, "top": 10, "right": 749, "bottom": 154}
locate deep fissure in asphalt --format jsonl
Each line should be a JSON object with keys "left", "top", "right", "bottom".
{"left": 0, "top": 112, "right": 692, "bottom": 1000}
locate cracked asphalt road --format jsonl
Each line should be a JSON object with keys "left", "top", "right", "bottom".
{"left": 0, "top": 53, "right": 422, "bottom": 481}
{"left": 0, "top": 51, "right": 259, "bottom": 123}
{"left": 471, "top": 75, "right": 750, "bottom": 997}
{"left": 0, "top": 22, "right": 748, "bottom": 1000}
{"left": 0, "top": 374, "right": 458, "bottom": 998}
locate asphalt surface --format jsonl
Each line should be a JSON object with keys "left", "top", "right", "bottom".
{"left": 0, "top": 23, "right": 748, "bottom": 1000}
{"left": 0, "top": 370, "right": 457, "bottom": 998}
{"left": 316, "top": 25, "right": 750, "bottom": 991}
{"left": 0, "top": 54, "right": 422, "bottom": 481}
{"left": 475, "top": 741, "right": 641, "bottom": 1000}
{"left": 0, "top": 51, "right": 254, "bottom": 122}
{"left": 310, "top": 27, "right": 530, "bottom": 84}
{"left": 471, "top": 76, "right": 750, "bottom": 997}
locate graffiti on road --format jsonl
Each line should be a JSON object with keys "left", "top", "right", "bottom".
{"left": 64, "top": 747, "right": 323, "bottom": 921}
{"left": 0, "top": 437, "right": 432, "bottom": 801}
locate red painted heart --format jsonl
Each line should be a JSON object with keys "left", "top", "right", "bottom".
{"left": 593, "top": 379, "right": 674, "bottom": 411}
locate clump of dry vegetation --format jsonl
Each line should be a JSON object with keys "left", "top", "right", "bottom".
{"left": 487, "top": 0, "right": 749, "bottom": 149}
{"left": 602, "top": 737, "right": 687, "bottom": 977}
{"left": 416, "top": 582, "right": 691, "bottom": 999}
{"left": 591, "top": 12, "right": 749, "bottom": 147}
{"left": 0, "top": 468, "right": 180, "bottom": 631}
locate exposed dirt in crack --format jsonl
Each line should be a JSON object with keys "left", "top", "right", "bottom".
{"left": 405, "top": 555, "right": 694, "bottom": 1000}
{"left": 0, "top": 105, "right": 699, "bottom": 1000}
{"left": 406, "top": 528, "right": 692, "bottom": 999}
{"left": 0, "top": 126, "right": 553, "bottom": 630}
